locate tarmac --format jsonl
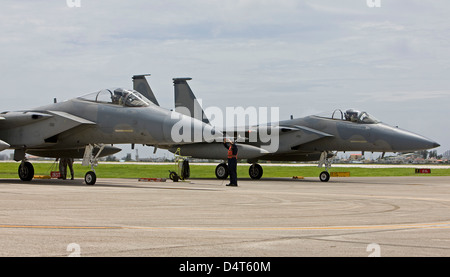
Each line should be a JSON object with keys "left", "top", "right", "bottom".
{"left": 0, "top": 176, "right": 450, "bottom": 257}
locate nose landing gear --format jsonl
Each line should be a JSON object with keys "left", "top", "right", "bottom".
{"left": 318, "top": 151, "right": 335, "bottom": 182}
{"left": 84, "top": 171, "right": 97, "bottom": 186}
{"left": 82, "top": 144, "right": 105, "bottom": 185}
{"left": 319, "top": 171, "right": 330, "bottom": 182}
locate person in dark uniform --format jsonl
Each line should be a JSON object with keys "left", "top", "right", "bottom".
{"left": 67, "top": 158, "right": 75, "bottom": 180}
{"left": 57, "top": 157, "right": 75, "bottom": 180}
{"left": 224, "top": 138, "right": 238, "bottom": 186}
{"left": 58, "top": 158, "right": 67, "bottom": 180}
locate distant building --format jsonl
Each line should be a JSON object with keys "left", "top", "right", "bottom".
{"left": 349, "top": 154, "right": 363, "bottom": 161}
{"left": 443, "top": 150, "right": 450, "bottom": 159}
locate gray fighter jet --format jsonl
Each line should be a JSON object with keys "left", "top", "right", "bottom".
{"left": 168, "top": 78, "right": 440, "bottom": 182}
{"left": 0, "top": 75, "right": 219, "bottom": 185}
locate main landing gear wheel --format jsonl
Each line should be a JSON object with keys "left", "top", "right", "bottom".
{"left": 215, "top": 163, "right": 229, "bottom": 179}
{"left": 319, "top": 171, "right": 330, "bottom": 182}
{"left": 18, "top": 162, "right": 34, "bottom": 181}
{"left": 249, "top": 163, "right": 263, "bottom": 180}
{"left": 84, "top": 171, "right": 97, "bottom": 185}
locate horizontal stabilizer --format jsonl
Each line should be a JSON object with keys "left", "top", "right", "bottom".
{"left": 0, "top": 139, "right": 10, "bottom": 151}
{"left": 0, "top": 110, "right": 95, "bottom": 128}
{"left": 2, "top": 110, "right": 96, "bottom": 148}
{"left": 132, "top": 74, "right": 160, "bottom": 106}
{"left": 0, "top": 111, "right": 53, "bottom": 129}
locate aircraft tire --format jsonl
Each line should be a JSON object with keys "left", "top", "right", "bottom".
{"left": 169, "top": 171, "right": 179, "bottom": 182}
{"left": 319, "top": 171, "right": 330, "bottom": 182}
{"left": 181, "top": 160, "right": 190, "bottom": 180}
{"left": 249, "top": 163, "right": 263, "bottom": 180}
{"left": 84, "top": 171, "right": 97, "bottom": 185}
{"left": 215, "top": 163, "right": 229, "bottom": 179}
{"left": 18, "top": 162, "right": 34, "bottom": 181}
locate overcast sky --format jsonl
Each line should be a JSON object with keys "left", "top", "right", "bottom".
{"left": 1, "top": 0, "right": 448, "bottom": 159}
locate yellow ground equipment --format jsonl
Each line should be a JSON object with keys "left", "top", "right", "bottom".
{"left": 168, "top": 148, "right": 190, "bottom": 182}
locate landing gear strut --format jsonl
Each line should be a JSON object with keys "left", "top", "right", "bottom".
{"left": 82, "top": 144, "right": 105, "bottom": 185}
{"left": 318, "top": 151, "right": 334, "bottom": 182}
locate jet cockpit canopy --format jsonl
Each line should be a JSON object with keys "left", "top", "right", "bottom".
{"left": 79, "top": 88, "right": 151, "bottom": 107}
{"left": 328, "top": 109, "right": 380, "bottom": 124}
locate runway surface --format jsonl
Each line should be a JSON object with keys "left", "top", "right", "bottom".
{"left": 0, "top": 176, "right": 450, "bottom": 257}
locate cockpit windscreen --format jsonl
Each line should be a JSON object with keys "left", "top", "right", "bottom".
{"left": 318, "top": 109, "right": 380, "bottom": 124}
{"left": 78, "top": 88, "right": 151, "bottom": 107}
{"left": 344, "top": 109, "right": 379, "bottom": 124}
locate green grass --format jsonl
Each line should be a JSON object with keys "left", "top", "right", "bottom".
{"left": 1, "top": 162, "right": 450, "bottom": 179}
{"left": 249, "top": 166, "right": 450, "bottom": 178}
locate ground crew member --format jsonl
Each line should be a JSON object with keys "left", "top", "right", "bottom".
{"left": 57, "top": 158, "right": 75, "bottom": 180}
{"left": 224, "top": 138, "right": 238, "bottom": 186}
{"left": 58, "top": 158, "right": 67, "bottom": 180}
{"left": 67, "top": 158, "right": 75, "bottom": 180}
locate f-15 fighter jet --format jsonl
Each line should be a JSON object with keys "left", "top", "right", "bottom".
{"left": 0, "top": 75, "right": 219, "bottom": 185}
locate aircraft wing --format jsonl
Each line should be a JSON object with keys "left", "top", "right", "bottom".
{"left": 48, "top": 110, "right": 95, "bottom": 125}
{"left": 277, "top": 125, "right": 334, "bottom": 152}
{"left": 0, "top": 110, "right": 96, "bottom": 149}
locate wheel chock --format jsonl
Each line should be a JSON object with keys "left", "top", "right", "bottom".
{"left": 138, "top": 178, "right": 167, "bottom": 182}
{"left": 35, "top": 175, "right": 51, "bottom": 179}
{"left": 330, "top": 172, "right": 350, "bottom": 177}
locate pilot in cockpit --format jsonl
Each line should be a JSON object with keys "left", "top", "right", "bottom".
{"left": 112, "top": 89, "right": 122, "bottom": 104}
{"left": 112, "top": 89, "right": 129, "bottom": 105}
{"left": 344, "top": 109, "right": 359, "bottom": 122}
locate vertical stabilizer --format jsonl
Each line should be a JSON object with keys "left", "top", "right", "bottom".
{"left": 173, "top": 78, "right": 210, "bottom": 124}
{"left": 132, "top": 74, "right": 160, "bottom": 106}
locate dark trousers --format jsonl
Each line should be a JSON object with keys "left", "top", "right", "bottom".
{"left": 228, "top": 158, "right": 237, "bottom": 185}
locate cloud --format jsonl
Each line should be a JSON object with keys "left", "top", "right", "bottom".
{"left": 357, "top": 90, "right": 450, "bottom": 103}
{"left": 0, "top": 0, "right": 449, "bottom": 152}
{"left": 355, "top": 21, "right": 405, "bottom": 32}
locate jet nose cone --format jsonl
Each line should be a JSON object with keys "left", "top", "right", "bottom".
{"left": 405, "top": 135, "right": 440, "bottom": 151}
{"left": 397, "top": 130, "right": 440, "bottom": 151}
{"left": 416, "top": 137, "right": 440, "bottom": 150}
{"left": 379, "top": 124, "right": 440, "bottom": 152}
